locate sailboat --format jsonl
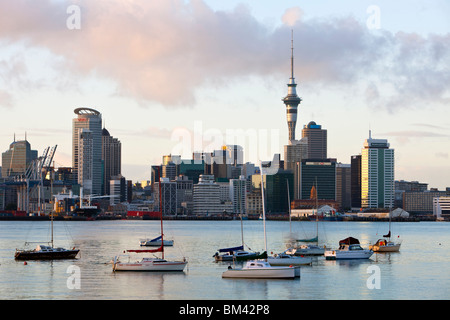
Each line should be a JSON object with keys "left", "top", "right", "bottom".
{"left": 214, "top": 189, "right": 265, "bottom": 262}
{"left": 112, "top": 170, "right": 187, "bottom": 272}
{"left": 285, "top": 184, "right": 325, "bottom": 256}
{"left": 15, "top": 211, "right": 79, "bottom": 260}
{"left": 369, "top": 208, "right": 401, "bottom": 252}
{"left": 222, "top": 163, "right": 298, "bottom": 279}
{"left": 140, "top": 235, "right": 174, "bottom": 247}
{"left": 271, "top": 179, "right": 312, "bottom": 266}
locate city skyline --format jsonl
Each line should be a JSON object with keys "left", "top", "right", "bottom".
{"left": 0, "top": 1, "right": 449, "bottom": 190}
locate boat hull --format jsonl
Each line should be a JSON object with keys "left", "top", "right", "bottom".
{"left": 140, "top": 239, "right": 174, "bottom": 247}
{"left": 235, "top": 251, "right": 267, "bottom": 261}
{"left": 267, "top": 256, "right": 312, "bottom": 266}
{"left": 222, "top": 267, "right": 296, "bottom": 279}
{"left": 369, "top": 243, "right": 401, "bottom": 252}
{"left": 113, "top": 259, "right": 187, "bottom": 272}
{"left": 15, "top": 249, "right": 79, "bottom": 260}
{"left": 324, "top": 250, "right": 373, "bottom": 260}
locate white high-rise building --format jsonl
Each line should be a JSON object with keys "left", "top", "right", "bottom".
{"left": 361, "top": 132, "right": 394, "bottom": 209}
{"left": 73, "top": 108, "right": 102, "bottom": 195}
{"left": 193, "top": 175, "right": 225, "bottom": 215}
{"left": 230, "top": 176, "right": 247, "bottom": 215}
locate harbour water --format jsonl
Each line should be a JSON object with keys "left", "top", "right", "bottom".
{"left": 0, "top": 219, "right": 448, "bottom": 300}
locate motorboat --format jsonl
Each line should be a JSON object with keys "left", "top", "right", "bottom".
{"left": 267, "top": 252, "right": 312, "bottom": 266}
{"left": 15, "top": 244, "right": 79, "bottom": 260}
{"left": 324, "top": 237, "right": 373, "bottom": 260}
{"left": 222, "top": 259, "right": 298, "bottom": 279}
{"left": 140, "top": 235, "right": 174, "bottom": 247}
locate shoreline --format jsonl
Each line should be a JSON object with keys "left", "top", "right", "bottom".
{"left": 0, "top": 214, "right": 442, "bottom": 222}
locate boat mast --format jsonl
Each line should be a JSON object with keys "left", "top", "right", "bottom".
{"left": 158, "top": 167, "right": 164, "bottom": 259}
{"left": 287, "top": 179, "right": 291, "bottom": 234}
{"left": 260, "top": 163, "right": 267, "bottom": 253}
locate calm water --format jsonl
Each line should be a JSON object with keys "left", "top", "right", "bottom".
{"left": 0, "top": 219, "right": 448, "bottom": 300}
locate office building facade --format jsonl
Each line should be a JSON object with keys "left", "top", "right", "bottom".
{"left": 361, "top": 133, "right": 394, "bottom": 209}
{"left": 102, "top": 128, "right": 121, "bottom": 195}
{"left": 1, "top": 139, "right": 38, "bottom": 178}
{"left": 302, "top": 121, "right": 327, "bottom": 159}
{"left": 72, "top": 108, "right": 102, "bottom": 195}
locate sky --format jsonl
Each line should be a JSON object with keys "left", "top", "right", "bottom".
{"left": 0, "top": 0, "right": 449, "bottom": 190}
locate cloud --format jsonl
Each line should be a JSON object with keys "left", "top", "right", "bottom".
{"left": 0, "top": 0, "right": 449, "bottom": 112}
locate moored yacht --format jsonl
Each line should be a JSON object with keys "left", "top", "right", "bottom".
{"left": 324, "top": 237, "right": 373, "bottom": 260}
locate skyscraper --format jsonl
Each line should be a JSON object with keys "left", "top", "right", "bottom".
{"left": 102, "top": 127, "right": 121, "bottom": 195}
{"left": 72, "top": 107, "right": 102, "bottom": 195}
{"left": 1, "top": 137, "right": 38, "bottom": 178}
{"left": 302, "top": 121, "right": 327, "bottom": 159}
{"left": 282, "top": 31, "right": 302, "bottom": 143}
{"left": 361, "top": 132, "right": 395, "bottom": 209}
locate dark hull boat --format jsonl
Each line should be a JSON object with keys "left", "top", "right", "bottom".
{"left": 15, "top": 245, "right": 79, "bottom": 260}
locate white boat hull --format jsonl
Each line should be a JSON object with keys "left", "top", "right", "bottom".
{"left": 267, "top": 256, "right": 312, "bottom": 266}
{"left": 222, "top": 267, "right": 296, "bottom": 279}
{"left": 324, "top": 249, "right": 373, "bottom": 260}
{"left": 222, "top": 260, "right": 297, "bottom": 279}
{"left": 113, "top": 258, "right": 187, "bottom": 272}
{"left": 285, "top": 246, "right": 325, "bottom": 256}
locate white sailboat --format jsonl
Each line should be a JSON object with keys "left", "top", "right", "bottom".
{"left": 113, "top": 170, "right": 187, "bottom": 272}
{"left": 286, "top": 184, "right": 325, "bottom": 256}
{"left": 214, "top": 181, "right": 264, "bottom": 262}
{"left": 222, "top": 163, "right": 298, "bottom": 279}
{"left": 369, "top": 208, "right": 401, "bottom": 252}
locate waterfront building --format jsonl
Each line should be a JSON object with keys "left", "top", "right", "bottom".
{"left": 298, "top": 159, "right": 336, "bottom": 201}
{"left": 230, "top": 175, "right": 247, "bottom": 215}
{"left": 350, "top": 155, "right": 362, "bottom": 209}
{"left": 77, "top": 129, "right": 94, "bottom": 194}
{"left": 193, "top": 175, "right": 221, "bottom": 215}
{"left": 433, "top": 196, "right": 450, "bottom": 218}
{"left": 174, "top": 175, "right": 193, "bottom": 213}
{"left": 252, "top": 169, "right": 293, "bottom": 214}
{"left": 361, "top": 132, "right": 394, "bottom": 209}
{"left": 302, "top": 121, "right": 327, "bottom": 159}
{"left": 178, "top": 159, "right": 204, "bottom": 184}
{"left": 72, "top": 108, "right": 102, "bottom": 195}
{"left": 110, "top": 175, "right": 127, "bottom": 205}
{"left": 1, "top": 138, "right": 38, "bottom": 178}
{"left": 246, "top": 190, "right": 262, "bottom": 216}
{"left": 336, "top": 163, "right": 351, "bottom": 211}
{"left": 102, "top": 127, "right": 121, "bottom": 195}
{"left": 284, "top": 139, "right": 308, "bottom": 199}
{"left": 153, "top": 178, "right": 177, "bottom": 215}
{"left": 403, "top": 190, "right": 449, "bottom": 215}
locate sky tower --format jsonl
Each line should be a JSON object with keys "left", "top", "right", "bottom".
{"left": 282, "top": 31, "right": 302, "bottom": 143}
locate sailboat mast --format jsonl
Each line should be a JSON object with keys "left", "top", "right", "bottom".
{"left": 260, "top": 164, "right": 267, "bottom": 253}
{"left": 287, "top": 179, "right": 291, "bottom": 234}
{"left": 158, "top": 167, "right": 164, "bottom": 259}
{"left": 51, "top": 202, "right": 54, "bottom": 248}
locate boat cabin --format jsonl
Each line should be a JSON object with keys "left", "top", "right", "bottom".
{"left": 244, "top": 260, "right": 271, "bottom": 269}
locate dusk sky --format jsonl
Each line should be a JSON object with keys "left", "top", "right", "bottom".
{"left": 0, "top": 0, "right": 449, "bottom": 189}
